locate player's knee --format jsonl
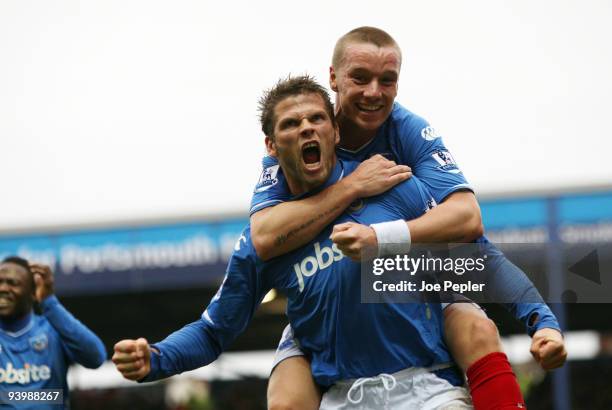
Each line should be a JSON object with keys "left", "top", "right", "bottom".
{"left": 267, "top": 397, "right": 300, "bottom": 410}
{"left": 267, "top": 382, "right": 306, "bottom": 410}
{"left": 469, "top": 316, "right": 502, "bottom": 355}
{"left": 268, "top": 387, "right": 320, "bottom": 410}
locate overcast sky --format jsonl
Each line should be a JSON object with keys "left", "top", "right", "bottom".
{"left": 1, "top": 0, "right": 611, "bottom": 231}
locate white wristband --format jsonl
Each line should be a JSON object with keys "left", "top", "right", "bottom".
{"left": 370, "top": 219, "right": 411, "bottom": 257}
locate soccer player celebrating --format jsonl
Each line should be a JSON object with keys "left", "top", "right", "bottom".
{"left": 0, "top": 257, "right": 106, "bottom": 409}
{"left": 113, "top": 76, "right": 478, "bottom": 408}
{"left": 249, "top": 28, "right": 566, "bottom": 410}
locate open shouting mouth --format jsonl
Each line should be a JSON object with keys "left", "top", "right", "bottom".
{"left": 301, "top": 141, "right": 321, "bottom": 171}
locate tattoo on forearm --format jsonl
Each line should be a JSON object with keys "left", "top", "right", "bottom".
{"left": 274, "top": 205, "right": 341, "bottom": 246}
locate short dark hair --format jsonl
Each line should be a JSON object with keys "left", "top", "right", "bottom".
{"left": 332, "top": 26, "right": 402, "bottom": 69}
{"left": 1, "top": 256, "right": 35, "bottom": 291}
{"left": 258, "top": 75, "right": 335, "bottom": 139}
{"left": 2, "top": 256, "right": 31, "bottom": 273}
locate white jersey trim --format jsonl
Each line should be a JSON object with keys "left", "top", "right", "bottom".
{"left": 337, "top": 137, "right": 377, "bottom": 155}
{"left": 249, "top": 199, "right": 284, "bottom": 215}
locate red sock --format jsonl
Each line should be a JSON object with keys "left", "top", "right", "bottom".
{"left": 466, "top": 352, "right": 526, "bottom": 410}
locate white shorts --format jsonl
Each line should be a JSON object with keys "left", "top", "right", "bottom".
{"left": 271, "top": 326, "right": 472, "bottom": 409}
{"left": 271, "top": 324, "right": 304, "bottom": 372}
{"left": 320, "top": 365, "right": 473, "bottom": 410}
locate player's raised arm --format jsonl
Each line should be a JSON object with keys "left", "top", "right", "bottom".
{"left": 407, "top": 191, "right": 483, "bottom": 243}
{"left": 113, "top": 229, "right": 274, "bottom": 382}
{"left": 330, "top": 174, "right": 479, "bottom": 259}
{"left": 30, "top": 263, "right": 107, "bottom": 368}
{"left": 251, "top": 154, "right": 411, "bottom": 260}
{"left": 328, "top": 190, "right": 484, "bottom": 257}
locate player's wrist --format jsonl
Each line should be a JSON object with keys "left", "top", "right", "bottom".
{"left": 533, "top": 327, "right": 564, "bottom": 339}
{"left": 338, "top": 175, "right": 362, "bottom": 201}
{"left": 139, "top": 347, "right": 160, "bottom": 383}
{"left": 370, "top": 220, "right": 411, "bottom": 257}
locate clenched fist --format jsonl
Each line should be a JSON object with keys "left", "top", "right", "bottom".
{"left": 29, "top": 263, "right": 55, "bottom": 303}
{"left": 331, "top": 222, "right": 378, "bottom": 261}
{"left": 530, "top": 328, "right": 567, "bottom": 370}
{"left": 112, "top": 338, "right": 152, "bottom": 381}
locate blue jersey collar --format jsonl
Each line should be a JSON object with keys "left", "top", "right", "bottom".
{"left": 0, "top": 311, "right": 34, "bottom": 336}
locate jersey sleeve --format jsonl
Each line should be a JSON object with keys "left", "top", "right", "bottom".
{"left": 40, "top": 295, "right": 106, "bottom": 369}
{"left": 249, "top": 155, "right": 292, "bottom": 215}
{"left": 144, "top": 230, "right": 272, "bottom": 381}
{"left": 477, "top": 239, "right": 561, "bottom": 336}
{"left": 392, "top": 111, "right": 473, "bottom": 204}
{"left": 389, "top": 176, "right": 437, "bottom": 221}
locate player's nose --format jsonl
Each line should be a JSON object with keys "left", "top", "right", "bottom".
{"left": 299, "top": 120, "right": 315, "bottom": 137}
{"left": 363, "top": 80, "right": 382, "bottom": 98}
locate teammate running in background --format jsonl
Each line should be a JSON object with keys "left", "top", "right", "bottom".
{"left": 113, "top": 76, "right": 475, "bottom": 408}
{"left": 249, "top": 28, "right": 566, "bottom": 410}
{"left": 0, "top": 257, "right": 106, "bottom": 409}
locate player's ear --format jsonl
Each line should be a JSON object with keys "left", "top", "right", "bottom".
{"left": 329, "top": 66, "right": 338, "bottom": 92}
{"left": 265, "top": 135, "right": 278, "bottom": 157}
{"left": 30, "top": 273, "right": 39, "bottom": 301}
{"left": 333, "top": 123, "right": 340, "bottom": 146}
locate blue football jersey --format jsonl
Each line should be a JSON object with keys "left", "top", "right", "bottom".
{"left": 147, "top": 160, "right": 456, "bottom": 387}
{"left": 250, "top": 102, "right": 472, "bottom": 214}
{"left": 248, "top": 103, "right": 560, "bottom": 337}
{"left": 0, "top": 296, "right": 106, "bottom": 409}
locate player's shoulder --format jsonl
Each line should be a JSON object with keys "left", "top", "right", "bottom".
{"left": 388, "top": 171, "right": 424, "bottom": 196}
{"left": 339, "top": 159, "right": 361, "bottom": 176}
{"left": 29, "top": 316, "right": 59, "bottom": 347}
{"left": 388, "top": 102, "right": 426, "bottom": 127}
{"left": 384, "top": 174, "right": 437, "bottom": 216}
{"left": 254, "top": 155, "right": 281, "bottom": 194}
{"left": 387, "top": 103, "right": 443, "bottom": 149}
{"left": 32, "top": 314, "right": 57, "bottom": 335}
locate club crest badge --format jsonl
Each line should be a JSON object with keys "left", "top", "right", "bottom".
{"left": 29, "top": 334, "right": 49, "bottom": 352}
{"left": 348, "top": 198, "right": 365, "bottom": 213}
